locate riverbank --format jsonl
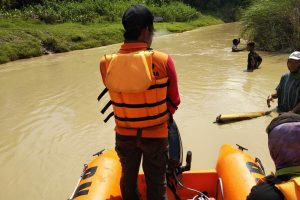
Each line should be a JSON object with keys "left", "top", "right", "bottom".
{"left": 241, "top": 0, "right": 300, "bottom": 51}
{"left": 0, "top": 15, "right": 222, "bottom": 64}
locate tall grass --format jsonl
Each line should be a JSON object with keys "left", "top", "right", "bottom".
{"left": 0, "top": 0, "right": 199, "bottom": 24}
{"left": 0, "top": 0, "right": 221, "bottom": 64}
{"left": 0, "top": 0, "right": 173, "bottom": 9}
{"left": 0, "top": 14, "right": 222, "bottom": 64}
{"left": 241, "top": 0, "right": 300, "bottom": 51}
{"left": 150, "top": 2, "right": 199, "bottom": 22}
{"left": 0, "top": 19, "right": 125, "bottom": 63}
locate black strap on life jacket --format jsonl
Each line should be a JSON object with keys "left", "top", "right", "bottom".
{"left": 97, "top": 81, "right": 170, "bottom": 123}
{"left": 101, "top": 100, "right": 112, "bottom": 114}
{"left": 98, "top": 83, "right": 169, "bottom": 122}
{"left": 97, "top": 82, "right": 168, "bottom": 106}
{"left": 100, "top": 99, "right": 168, "bottom": 123}
{"left": 114, "top": 110, "right": 168, "bottom": 122}
{"left": 102, "top": 99, "right": 167, "bottom": 113}
{"left": 148, "top": 82, "right": 168, "bottom": 90}
{"left": 104, "top": 112, "right": 114, "bottom": 123}
{"left": 103, "top": 110, "right": 168, "bottom": 123}
{"left": 97, "top": 88, "right": 108, "bottom": 101}
{"left": 97, "top": 80, "right": 168, "bottom": 103}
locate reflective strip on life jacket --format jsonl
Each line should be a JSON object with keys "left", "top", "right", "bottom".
{"left": 275, "top": 176, "right": 300, "bottom": 200}
{"left": 102, "top": 50, "right": 169, "bottom": 129}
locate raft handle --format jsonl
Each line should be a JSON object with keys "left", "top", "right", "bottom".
{"left": 236, "top": 144, "right": 248, "bottom": 151}
{"left": 173, "top": 169, "right": 210, "bottom": 200}
{"left": 93, "top": 149, "right": 105, "bottom": 157}
{"left": 177, "top": 151, "right": 192, "bottom": 173}
{"left": 255, "top": 157, "right": 266, "bottom": 175}
{"left": 68, "top": 164, "right": 88, "bottom": 200}
{"left": 216, "top": 177, "right": 224, "bottom": 200}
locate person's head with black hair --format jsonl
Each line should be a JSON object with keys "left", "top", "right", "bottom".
{"left": 122, "top": 4, "right": 154, "bottom": 47}
{"left": 247, "top": 42, "right": 255, "bottom": 52}
{"left": 232, "top": 38, "right": 240, "bottom": 46}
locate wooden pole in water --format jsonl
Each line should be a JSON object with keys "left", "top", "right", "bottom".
{"left": 215, "top": 111, "right": 272, "bottom": 124}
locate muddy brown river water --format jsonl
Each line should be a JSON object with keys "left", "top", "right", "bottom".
{"left": 0, "top": 23, "right": 289, "bottom": 199}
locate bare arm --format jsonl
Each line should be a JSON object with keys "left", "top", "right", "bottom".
{"left": 267, "top": 92, "right": 278, "bottom": 108}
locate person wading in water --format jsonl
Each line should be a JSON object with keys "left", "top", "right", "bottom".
{"left": 246, "top": 42, "right": 262, "bottom": 71}
{"left": 232, "top": 38, "right": 245, "bottom": 52}
{"left": 267, "top": 51, "right": 300, "bottom": 113}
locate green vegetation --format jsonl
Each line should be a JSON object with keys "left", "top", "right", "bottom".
{"left": 0, "top": 19, "right": 125, "bottom": 63}
{"left": 182, "top": 0, "right": 300, "bottom": 52}
{"left": 0, "top": 0, "right": 199, "bottom": 24}
{"left": 1, "top": 0, "right": 297, "bottom": 62}
{"left": 183, "top": 0, "right": 253, "bottom": 22}
{"left": 241, "top": 0, "right": 300, "bottom": 51}
{"left": 155, "top": 15, "right": 222, "bottom": 32}
{"left": 0, "top": 0, "right": 223, "bottom": 64}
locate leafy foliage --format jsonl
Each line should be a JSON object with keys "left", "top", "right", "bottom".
{"left": 0, "top": 0, "right": 199, "bottom": 24}
{"left": 0, "top": 0, "right": 222, "bottom": 64}
{"left": 183, "top": 0, "right": 253, "bottom": 21}
{"left": 241, "top": 0, "right": 300, "bottom": 51}
{"left": 150, "top": 2, "right": 199, "bottom": 22}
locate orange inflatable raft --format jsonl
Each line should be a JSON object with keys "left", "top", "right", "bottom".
{"left": 69, "top": 144, "right": 265, "bottom": 200}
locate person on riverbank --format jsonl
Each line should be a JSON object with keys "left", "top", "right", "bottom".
{"left": 99, "top": 4, "right": 180, "bottom": 200}
{"left": 247, "top": 112, "right": 300, "bottom": 200}
{"left": 247, "top": 42, "right": 262, "bottom": 71}
{"left": 232, "top": 38, "right": 244, "bottom": 52}
{"left": 267, "top": 51, "right": 300, "bottom": 113}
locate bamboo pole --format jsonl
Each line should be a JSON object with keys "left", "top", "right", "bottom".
{"left": 215, "top": 111, "right": 272, "bottom": 124}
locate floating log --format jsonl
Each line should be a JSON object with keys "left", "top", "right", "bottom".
{"left": 215, "top": 111, "right": 272, "bottom": 124}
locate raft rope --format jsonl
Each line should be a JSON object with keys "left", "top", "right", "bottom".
{"left": 172, "top": 171, "right": 210, "bottom": 200}
{"left": 216, "top": 177, "right": 224, "bottom": 200}
{"left": 167, "top": 177, "right": 181, "bottom": 200}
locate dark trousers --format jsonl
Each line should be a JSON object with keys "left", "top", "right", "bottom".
{"left": 115, "top": 133, "right": 168, "bottom": 200}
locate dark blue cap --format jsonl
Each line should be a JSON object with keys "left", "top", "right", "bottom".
{"left": 122, "top": 4, "right": 154, "bottom": 30}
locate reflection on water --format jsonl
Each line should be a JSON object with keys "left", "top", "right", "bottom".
{"left": 0, "top": 23, "right": 288, "bottom": 200}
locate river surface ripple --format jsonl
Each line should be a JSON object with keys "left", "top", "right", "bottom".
{"left": 0, "top": 23, "right": 288, "bottom": 200}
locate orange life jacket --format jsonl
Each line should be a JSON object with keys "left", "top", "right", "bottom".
{"left": 257, "top": 175, "right": 300, "bottom": 200}
{"left": 99, "top": 50, "right": 169, "bottom": 130}
{"left": 275, "top": 176, "right": 300, "bottom": 200}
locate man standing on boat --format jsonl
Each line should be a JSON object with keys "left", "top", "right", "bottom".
{"left": 99, "top": 4, "right": 180, "bottom": 200}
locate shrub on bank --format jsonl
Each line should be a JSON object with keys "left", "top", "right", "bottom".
{"left": 150, "top": 2, "right": 199, "bottom": 22}
{"left": 241, "top": 0, "right": 300, "bottom": 51}
{"left": 0, "top": 0, "right": 46, "bottom": 9}
{"left": 182, "top": 0, "right": 253, "bottom": 22}
{"left": 1, "top": 0, "right": 169, "bottom": 9}
{"left": 0, "top": 0, "right": 199, "bottom": 23}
